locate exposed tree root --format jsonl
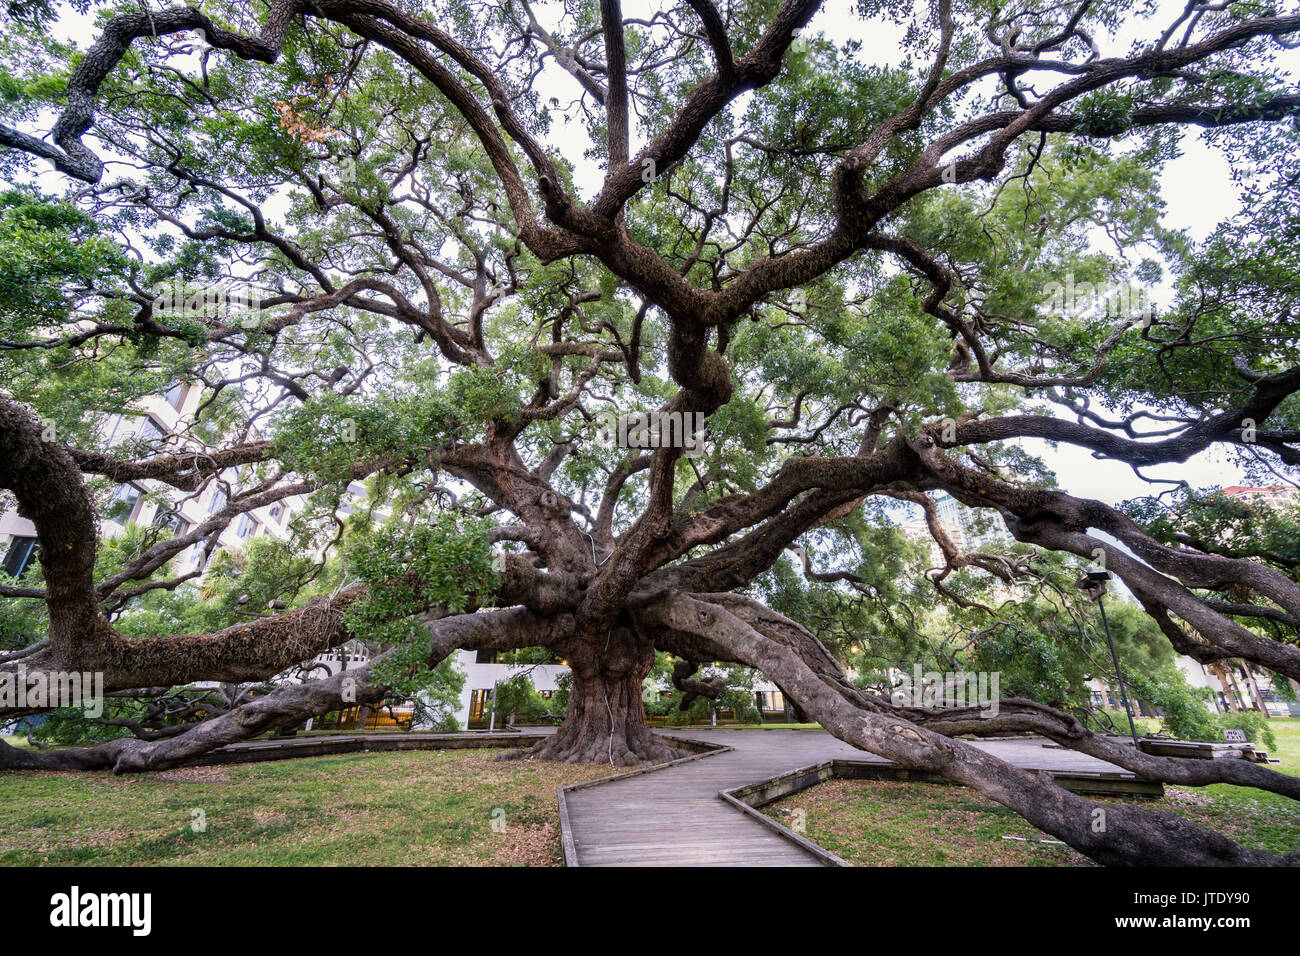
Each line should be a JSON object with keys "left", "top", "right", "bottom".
{"left": 513, "top": 726, "right": 683, "bottom": 766}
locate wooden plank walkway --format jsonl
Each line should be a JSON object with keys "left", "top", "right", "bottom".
{"left": 561, "top": 729, "right": 1132, "bottom": 867}
{"left": 194, "top": 730, "right": 545, "bottom": 765}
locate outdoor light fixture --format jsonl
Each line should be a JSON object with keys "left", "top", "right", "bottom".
{"left": 1076, "top": 568, "right": 1111, "bottom": 599}
{"left": 1076, "top": 568, "right": 1140, "bottom": 748}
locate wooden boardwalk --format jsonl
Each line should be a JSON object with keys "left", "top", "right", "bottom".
{"left": 560, "top": 729, "right": 1132, "bottom": 867}
{"left": 196, "top": 730, "right": 540, "bottom": 765}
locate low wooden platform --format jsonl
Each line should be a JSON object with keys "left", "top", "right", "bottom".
{"left": 559, "top": 729, "right": 1151, "bottom": 867}
{"left": 1138, "top": 738, "right": 1276, "bottom": 763}
{"left": 190, "top": 730, "right": 548, "bottom": 766}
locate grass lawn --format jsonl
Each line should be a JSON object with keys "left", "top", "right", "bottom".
{"left": 1164, "top": 716, "right": 1300, "bottom": 854}
{"left": 763, "top": 718, "right": 1300, "bottom": 866}
{"left": 0, "top": 749, "right": 611, "bottom": 866}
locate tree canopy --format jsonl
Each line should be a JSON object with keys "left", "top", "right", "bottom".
{"left": 2, "top": 0, "right": 1300, "bottom": 865}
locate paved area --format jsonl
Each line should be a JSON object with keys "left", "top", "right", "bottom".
{"left": 561, "top": 729, "right": 1126, "bottom": 867}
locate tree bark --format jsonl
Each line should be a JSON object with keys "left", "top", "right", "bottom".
{"left": 521, "top": 626, "right": 679, "bottom": 765}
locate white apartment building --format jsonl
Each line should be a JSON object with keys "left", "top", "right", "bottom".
{"left": 287, "top": 646, "right": 568, "bottom": 731}
{"left": 1087, "top": 656, "right": 1296, "bottom": 718}
{"left": 0, "top": 381, "right": 307, "bottom": 581}
{"left": 455, "top": 649, "right": 570, "bottom": 729}
{"left": 899, "top": 491, "right": 1014, "bottom": 566}
{"left": 291, "top": 642, "right": 793, "bottom": 732}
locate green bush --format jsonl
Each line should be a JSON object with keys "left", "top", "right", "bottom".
{"left": 430, "top": 711, "right": 460, "bottom": 733}
{"left": 492, "top": 673, "right": 559, "bottom": 724}
{"left": 1126, "top": 668, "right": 1220, "bottom": 742}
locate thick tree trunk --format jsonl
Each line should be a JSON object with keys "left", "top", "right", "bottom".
{"left": 521, "top": 627, "right": 680, "bottom": 766}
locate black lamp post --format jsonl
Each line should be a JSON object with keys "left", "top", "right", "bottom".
{"left": 1077, "top": 569, "right": 1140, "bottom": 749}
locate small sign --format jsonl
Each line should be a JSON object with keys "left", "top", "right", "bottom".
{"left": 1222, "top": 728, "right": 1248, "bottom": 743}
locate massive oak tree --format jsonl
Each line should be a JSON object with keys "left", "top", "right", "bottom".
{"left": 2, "top": 0, "right": 1300, "bottom": 866}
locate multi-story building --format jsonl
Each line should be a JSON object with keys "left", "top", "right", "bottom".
{"left": 899, "top": 491, "right": 1013, "bottom": 565}
{"left": 457, "top": 650, "right": 570, "bottom": 729}
{"left": 1221, "top": 484, "right": 1298, "bottom": 509}
{"left": 1088, "top": 656, "right": 1296, "bottom": 719}
{"left": 0, "top": 382, "right": 306, "bottom": 580}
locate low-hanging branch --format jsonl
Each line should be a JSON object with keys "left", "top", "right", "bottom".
{"left": 2, "top": 0, "right": 1299, "bottom": 868}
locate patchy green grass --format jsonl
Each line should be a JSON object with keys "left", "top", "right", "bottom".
{"left": 1255, "top": 717, "right": 1300, "bottom": 770}
{"left": 0, "top": 749, "right": 611, "bottom": 866}
{"left": 1159, "top": 717, "right": 1300, "bottom": 855}
{"left": 766, "top": 778, "right": 1095, "bottom": 866}
{"left": 765, "top": 719, "right": 1300, "bottom": 866}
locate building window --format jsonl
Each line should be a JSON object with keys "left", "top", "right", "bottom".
{"left": 137, "top": 415, "right": 165, "bottom": 442}
{"left": 208, "top": 487, "right": 228, "bottom": 515}
{"left": 2, "top": 536, "right": 37, "bottom": 578}
{"left": 468, "top": 689, "right": 492, "bottom": 728}
{"left": 269, "top": 503, "right": 283, "bottom": 522}
{"left": 152, "top": 510, "right": 190, "bottom": 537}
{"left": 235, "top": 514, "right": 259, "bottom": 540}
{"left": 164, "top": 381, "right": 190, "bottom": 411}
{"left": 109, "top": 484, "right": 145, "bottom": 523}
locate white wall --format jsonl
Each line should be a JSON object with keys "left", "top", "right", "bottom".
{"left": 451, "top": 650, "right": 569, "bottom": 728}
